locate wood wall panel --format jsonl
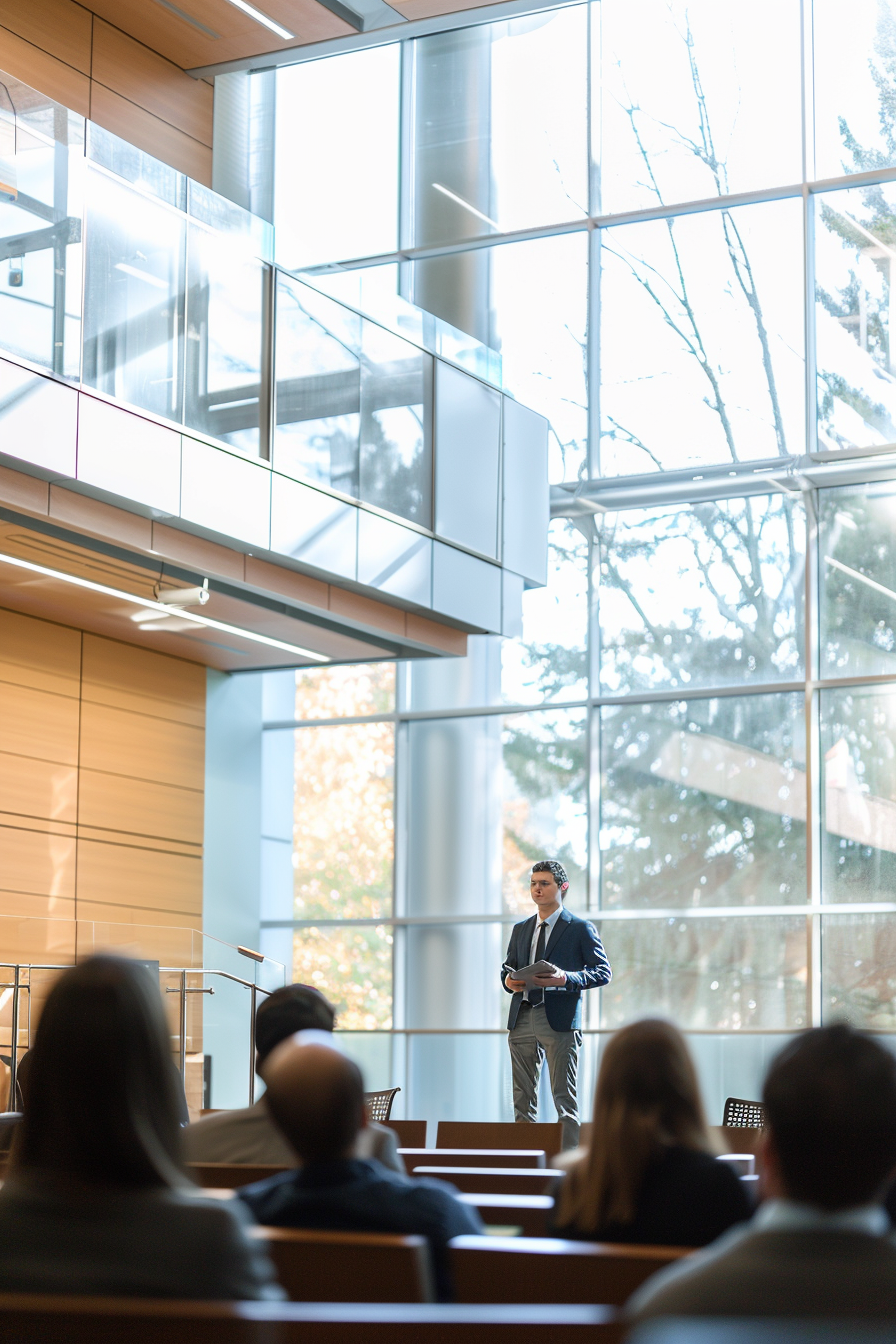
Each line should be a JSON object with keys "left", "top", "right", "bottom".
{"left": 79, "top": 701, "right": 205, "bottom": 791}
{"left": 78, "top": 772, "right": 203, "bottom": 847}
{"left": 82, "top": 635, "right": 205, "bottom": 727}
{"left": 87, "top": 83, "right": 212, "bottom": 185}
{"left": 76, "top": 841, "right": 202, "bottom": 919}
{"left": 0, "top": 755, "right": 78, "bottom": 826}
{"left": 0, "top": 25, "right": 89, "bottom": 116}
{"left": 0, "top": 606, "right": 206, "bottom": 969}
{"left": 0, "top": 683, "right": 80, "bottom": 766}
{"left": 0, "top": 0, "right": 92, "bottom": 73}
{"left": 0, "top": 608, "right": 81, "bottom": 696}
{"left": 91, "top": 19, "right": 213, "bottom": 147}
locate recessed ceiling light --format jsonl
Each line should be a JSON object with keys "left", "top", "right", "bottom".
{"left": 0, "top": 550, "right": 328, "bottom": 662}
{"left": 221, "top": 0, "right": 294, "bottom": 40}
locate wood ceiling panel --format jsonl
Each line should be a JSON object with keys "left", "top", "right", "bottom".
{"left": 88, "top": 83, "right": 212, "bottom": 184}
{"left": 0, "top": 24, "right": 90, "bottom": 116}
{"left": 82, "top": 0, "right": 353, "bottom": 73}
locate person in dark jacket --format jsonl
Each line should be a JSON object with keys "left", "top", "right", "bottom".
{"left": 238, "top": 1033, "right": 482, "bottom": 1300}
{"left": 551, "top": 1018, "right": 750, "bottom": 1246}
{"left": 0, "top": 956, "right": 279, "bottom": 1300}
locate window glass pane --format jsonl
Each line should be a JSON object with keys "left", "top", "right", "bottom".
{"left": 820, "top": 482, "right": 896, "bottom": 677}
{"left": 820, "top": 685, "right": 896, "bottom": 905}
{"left": 598, "top": 495, "right": 805, "bottom": 694}
{"left": 600, "top": 694, "right": 807, "bottom": 911}
{"left": 410, "top": 6, "right": 588, "bottom": 249}
{"left": 599, "top": 0, "right": 801, "bottom": 215}
{"left": 295, "top": 664, "right": 396, "bottom": 720}
{"left": 502, "top": 520, "right": 589, "bottom": 705}
{"left": 503, "top": 708, "right": 587, "bottom": 918}
{"left": 413, "top": 232, "right": 588, "bottom": 481}
{"left": 83, "top": 169, "right": 184, "bottom": 422}
{"left": 599, "top": 915, "right": 808, "bottom": 1030}
{"left": 822, "top": 913, "right": 896, "bottom": 1028}
{"left": 185, "top": 221, "right": 264, "bottom": 455}
{"left": 360, "top": 322, "right": 433, "bottom": 528}
{"left": 274, "top": 274, "right": 361, "bottom": 497}
{"left": 600, "top": 200, "right": 805, "bottom": 475}
{"left": 293, "top": 722, "right": 395, "bottom": 922}
{"left": 815, "top": 183, "right": 896, "bottom": 451}
{"left": 0, "top": 99, "right": 83, "bottom": 379}
{"left": 292, "top": 925, "right": 392, "bottom": 1029}
{"left": 274, "top": 45, "right": 399, "bottom": 268}
{"left": 814, "top": 0, "right": 896, "bottom": 181}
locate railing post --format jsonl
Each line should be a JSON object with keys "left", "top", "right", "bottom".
{"left": 248, "top": 983, "right": 257, "bottom": 1104}
{"left": 9, "top": 964, "right": 20, "bottom": 1110}
{"left": 179, "top": 970, "right": 187, "bottom": 1079}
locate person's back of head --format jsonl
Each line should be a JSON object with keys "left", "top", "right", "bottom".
{"left": 763, "top": 1024, "right": 896, "bottom": 1211}
{"left": 254, "top": 984, "right": 336, "bottom": 1075}
{"left": 14, "top": 955, "right": 185, "bottom": 1189}
{"left": 263, "top": 1036, "right": 364, "bottom": 1164}
{"left": 557, "top": 1018, "right": 709, "bottom": 1232}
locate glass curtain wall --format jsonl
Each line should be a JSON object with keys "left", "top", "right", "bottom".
{"left": 264, "top": 0, "right": 896, "bottom": 1121}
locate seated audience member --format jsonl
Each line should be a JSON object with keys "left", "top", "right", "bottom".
{"left": 238, "top": 1035, "right": 483, "bottom": 1300}
{"left": 183, "top": 983, "right": 402, "bottom": 1172}
{"left": 629, "top": 1024, "right": 896, "bottom": 1322}
{"left": 552, "top": 1018, "right": 751, "bottom": 1247}
{"left": 0, "top": 956, "right": 280, "bottom": 1300}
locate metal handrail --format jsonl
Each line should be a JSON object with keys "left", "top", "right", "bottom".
{"left": 0, "top": 963, "right": 274, "bottom": 1109}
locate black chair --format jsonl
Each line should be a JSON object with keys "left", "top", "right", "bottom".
{"left": 365, "top": 1087, "right": 401, "bottom": 1122}
{"left": 722, "top": 1097, "right": 765, "bottom": 1128}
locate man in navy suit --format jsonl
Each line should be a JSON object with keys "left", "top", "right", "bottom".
{"left": 502, "top": 861, "right": 611, "bottom": 1149}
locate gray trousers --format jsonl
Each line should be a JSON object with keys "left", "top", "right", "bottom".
{"left": 508, "top": 1002, "right": 581, "bottom": 1150}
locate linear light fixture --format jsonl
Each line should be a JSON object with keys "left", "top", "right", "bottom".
{"left": 0, "top": 549, "right": 328, "bottom": 662}
{"left": 222, "top": 0, "right": 294, "bottom": 39}
{"left": 432, "top": 183, "right": 500, "bottom": 230}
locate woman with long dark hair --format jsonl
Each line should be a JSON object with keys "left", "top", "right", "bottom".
{"left": 0, "top": 956, "right": 280, "bottom": 1298}
{"left": 551, "top": 1018, "right": 751, "bottom": 1247}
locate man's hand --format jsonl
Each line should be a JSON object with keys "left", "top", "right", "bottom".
{"left": 532, "top": 966, "right": 567, "bottom": 987}
{"left": 505, "top": 976, "right": 527, "bottom": 992}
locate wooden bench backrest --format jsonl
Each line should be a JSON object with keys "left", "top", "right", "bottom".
{"left": 449, "top": 1234, "right": 692, "bottom": 1306}
{"left": 457, "top": 1193, "right": 554, "bottom": 1238}
{"left": 436, "top": 1122, "right": 563, "bottom": 1158}
{"left": 250, "top": 1227, "right": 434, "bottom": 1303}
{"left": 188, "top": 1164, "right": 291, "bottom": 1189}
{"left": 399, "top": 1149, "right": 546, "bottom": 1172}
{"left": 385, "top": 1121, "right": 427, "bottom": 1149}
{"left": 0, "top": 1297, "right": 623, "bottom": 1343}
{"left": 412, "top": 1166, "right": 556, "bottom": 1196}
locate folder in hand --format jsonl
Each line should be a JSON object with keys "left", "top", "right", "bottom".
{"left": 506, "top": 959, "right": 556, "bottom": 987}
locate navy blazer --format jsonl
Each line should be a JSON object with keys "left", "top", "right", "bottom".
{"left": 502, "top": 907, "right": 611, "bottom": 1032}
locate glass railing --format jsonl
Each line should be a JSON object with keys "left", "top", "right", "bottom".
{"left": 0, "top": 68, "right": 503, "bottom": 535}
{"left": 0, "top": 914, "right": 285, "bottom": 1113}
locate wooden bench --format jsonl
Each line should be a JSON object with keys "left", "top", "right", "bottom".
{"left": 188, "top": 1164, "right": 291, "bottom": 1189}
{"left": 0, "top": 1296, "right": 624, "bottom": 1342}
{"left": 399, "top": 1149, "right": 546, "bottom": 1174}
{"left": 458, "top": 1193, "right": 553, "bottom": 1237}
{"left": 436, "top": 1122, "right": 563, "bottom": 1159}
{"left": 449, "top": 1235, "right": 692, "bottom": 1305}
{"left": 250, "top": 1228, "right": 434, "bottom": 1303}
{"left": 385, "top": 1121, "right": 427, "bottom": 1148}
{"left": 412, "top": 1166, "right": 556, "bottom": 1196}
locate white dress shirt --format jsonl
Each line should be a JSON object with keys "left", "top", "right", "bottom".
{"left": 525, "top": 905, "right": 563, "bottom": 1001}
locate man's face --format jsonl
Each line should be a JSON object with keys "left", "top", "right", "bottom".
{"left": 530, "top": 870, "right": 562, "bottom": 914}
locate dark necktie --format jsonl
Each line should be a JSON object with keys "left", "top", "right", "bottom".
{"left": 529, "top": 920, "right": 548, "bottom": 1007}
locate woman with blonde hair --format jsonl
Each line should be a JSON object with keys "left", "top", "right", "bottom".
{"left": 551, "top": 1019, "right": 751, "bottom": 1247}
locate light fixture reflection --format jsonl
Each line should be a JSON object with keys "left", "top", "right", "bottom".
{"left": 0, "top": 549, "right": 328, "bottom": 662}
